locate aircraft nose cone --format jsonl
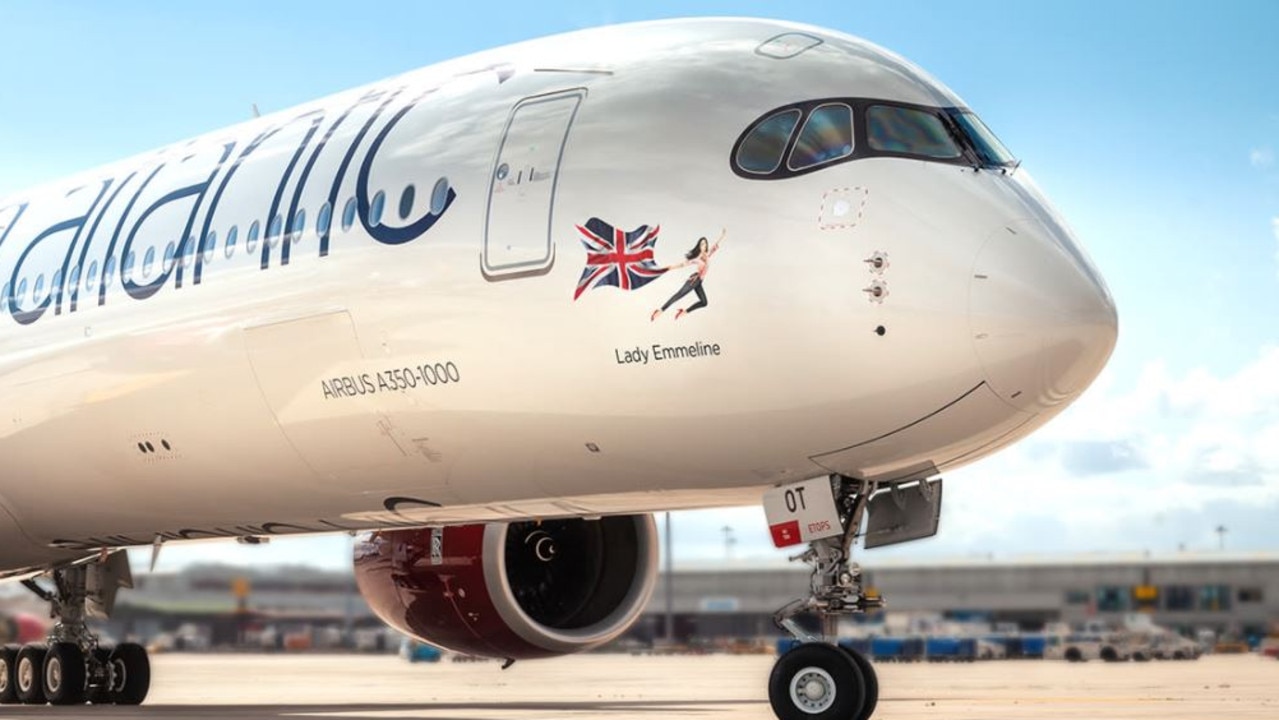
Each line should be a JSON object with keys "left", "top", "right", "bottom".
{"left": 970, "top": 219, "right": 1117, "bottom": 412}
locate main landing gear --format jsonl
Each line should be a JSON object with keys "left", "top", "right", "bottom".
{"left": 769, "top": 475, "right": 883, "bottom": 720}
{"left": 0, "top": 554, "right": 150, "bottom": 706}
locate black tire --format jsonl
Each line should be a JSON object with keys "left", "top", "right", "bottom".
{"left": 838, "top": 646, "right": 879, "bottom": 720}
{"left": 15, "top": 645, "right": 47, "bottom": 704}
{"left": 0, "top": 644, "right": 19, "bottom": 704}
{"left": 769, "top": 643, "right": 866, "bottom": 720}
{"left": 1064, "top": 647, "right": 1082, "bottom": 662}
{"left": 1100, "top": 646, "right": 1119, "bottom": 662}
{"left": 108, "top": 643, "right": 150, "bottom": 705}
{"left": 43, "top": 642, "right": 86, "bottom": 705}
{"left": 87, "top": 648, "right": 113, "bottom": 705}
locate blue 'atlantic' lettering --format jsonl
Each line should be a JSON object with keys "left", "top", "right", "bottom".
{"left": 0, "top": 80, "right": 460, "bottom": 327}
{"left": 357, "top": 88, "right": 457, "bottom": 245}
{"left": 120, "top": 142, "right": 235, "bottom": 301}
{"left": 8, "top": 182, "right": 111, "bottom": 325}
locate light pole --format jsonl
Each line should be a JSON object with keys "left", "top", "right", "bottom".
{"left": 1216, "top": 525, "right": 1227, "bottom": 551}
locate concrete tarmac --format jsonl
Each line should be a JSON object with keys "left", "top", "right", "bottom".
{"left": 0, "top": 653, "right": 1274, "bottom": 719}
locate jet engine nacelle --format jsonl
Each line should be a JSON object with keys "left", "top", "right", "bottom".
{"left": 353, "top": 515, "right": 658, "bottom": 659}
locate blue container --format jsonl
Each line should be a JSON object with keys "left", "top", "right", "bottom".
{"left": 925, "top": 637, "right": 977, "bottom": 661}
{"left": 402, "top": 640, "right": 442, "bottom": 663}
{"left": 902, "top": 637, "right": 926, "bottom": 661}
{"left": 838, "top": 638, "right": 872, "bottom": 656}
{"left": 1019, "top": 635, "right": 1047, "bottom": 658}
{"left": 869, "top": 636, "right": 925, "bottom": 662}
{"left": 870, "top": 636, "right": 904, "bottom": 660}
{"left": 925, "top": 637, "right": 960, "bottom": 658}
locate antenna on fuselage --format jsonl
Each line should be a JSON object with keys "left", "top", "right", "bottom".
{"left": 251, "top": 103, "right": 261, "bottom": 119}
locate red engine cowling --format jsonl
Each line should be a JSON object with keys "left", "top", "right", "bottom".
{"left": 354, "top": 515, "right": 658, "bottom": 659}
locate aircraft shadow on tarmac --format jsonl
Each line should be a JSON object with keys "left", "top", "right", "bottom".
{"left": 0, "top": 700, "right": 763, "bottom": 719}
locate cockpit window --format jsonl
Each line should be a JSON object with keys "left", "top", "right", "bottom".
{"left": 866, "top": 105, "right": 961, "bottom": 160}
{"left": 950, "top": 111, "right": 1017, "bottom": 168}
{"left": 735, "top": 109, "right": 802, "bottom": 174}
{"left": 731, "top": 98, "right": 1018, "bottom": 179}
{"left": 787, "top": 103, "right": 853, "bottom": 171}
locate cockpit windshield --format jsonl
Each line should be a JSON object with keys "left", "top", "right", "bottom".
{"left": 730, "top": 98, "right": 1019, "bottom": 180}
{"left": 866, "top": 105, "right": 961, "bottom": 160}
{"left": 948, "top": 111, "right": 1017, "bottom": 169}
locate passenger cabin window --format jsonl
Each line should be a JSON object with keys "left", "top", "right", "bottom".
{"left": 225, "top": 226, "right": 238, "bottom": 258}
{"left": 267, "top": 214, "right": 283, "bottom": 248}
{"left": 291, "top": 209, "right": 306, "bottom": 243}
{"left": 736, "top": 109, "right": 802, "bottom": 174}
{"left": 430, "top": 178, "right": 450, "bottom": 214}
{"left": 317, "top": 203, "right": 332, "bottom": 236}
{"left": 866, "top": 105, "right": 961, "bottom": 159}
{"left": 788, "top": 103, "right": 853, "bottom": 171}
{"left": 399, "top": 185, "right": 416, "bottom": 220}
{"left": 203, "top": 231, "right": 217, "bottom": 263}
{"left": 246, "top": 221, "right": 261, "bottom": 254}
{"left": 342, "top": 198, "right": 357, "bottom": 231}
{"left": 370, "top": 191, "right": 386, "bottom": 227}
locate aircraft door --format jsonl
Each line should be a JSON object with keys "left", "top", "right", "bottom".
{"left": 482, "top": 89, "right": 585, "bottom": 278}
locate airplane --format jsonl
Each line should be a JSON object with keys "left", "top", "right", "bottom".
{"left": 0, "top": 16, "right": 1117, "bottom": 720}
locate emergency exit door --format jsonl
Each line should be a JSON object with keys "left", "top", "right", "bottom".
{"left": 483, "top": 89, "right": 584, "bottom": 277}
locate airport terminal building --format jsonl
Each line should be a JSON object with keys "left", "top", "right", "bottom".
{"left": 642, "top": 552, "right": 1279, "bottom": 642}
{"left": 89, "top": 551, "right": 1279, "bottom": 647}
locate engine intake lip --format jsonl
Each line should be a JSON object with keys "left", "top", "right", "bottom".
{"left": 484, "top": 514, "right": 659, "bottom": 654}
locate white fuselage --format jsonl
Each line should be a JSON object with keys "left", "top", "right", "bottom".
{"left": 0, "top": 19, "right": 1116, "bottom": 574}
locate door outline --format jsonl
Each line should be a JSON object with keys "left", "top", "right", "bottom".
{"left": 482, "top": 88, "right": 586, "bottom": 280}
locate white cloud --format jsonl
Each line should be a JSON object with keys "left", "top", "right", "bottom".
{"left": 1252, "top": 146, "right": 1275, "bottom": 169}
{"left": 935, "top": 346, "right": 1279, "bottom": 554}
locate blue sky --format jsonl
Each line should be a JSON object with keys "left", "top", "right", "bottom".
{"left": 1, "top": 1, "right": 1277, "bottom": 570}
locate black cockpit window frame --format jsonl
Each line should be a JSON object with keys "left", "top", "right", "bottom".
{"left": 730, "top": 97, "right": 1011, "bottom": 180}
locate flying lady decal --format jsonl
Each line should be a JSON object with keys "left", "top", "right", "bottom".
{"left": 650, "top": 228, "right": 726, "bottom": 321}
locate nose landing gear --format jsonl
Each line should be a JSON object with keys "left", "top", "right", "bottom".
{"left": 0, "top": 555, "right": 150, "bottom": 706}
{"left": 768, "top": 475, "right": 883, "bottom": 720}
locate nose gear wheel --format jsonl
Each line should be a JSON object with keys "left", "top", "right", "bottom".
{"left": 768, "top": 475, "right": 883, "bottom": 720}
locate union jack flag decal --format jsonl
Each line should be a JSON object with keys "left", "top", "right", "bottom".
{"left": 573, "top": 218, "right": 667, "bottom": 300}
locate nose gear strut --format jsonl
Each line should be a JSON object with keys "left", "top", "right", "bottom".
{"left": 769, "top": 475, "right": 883, "bottom": 720}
